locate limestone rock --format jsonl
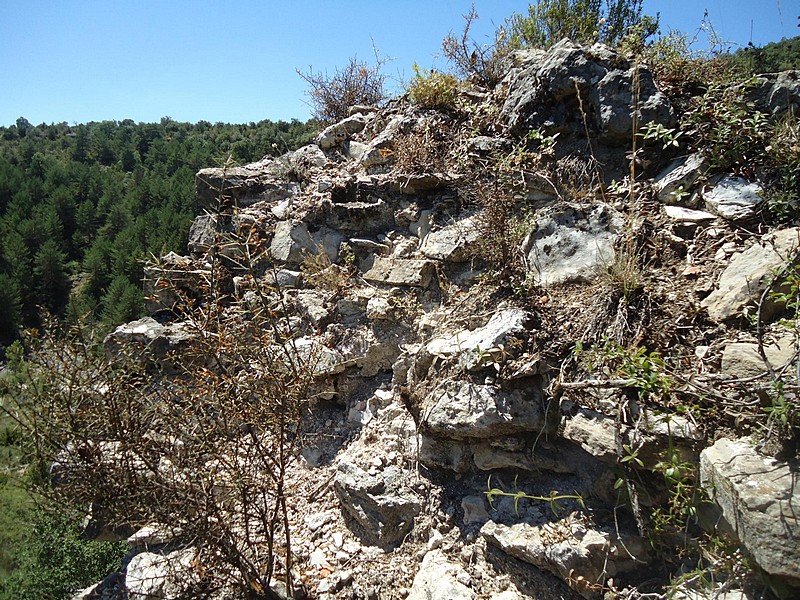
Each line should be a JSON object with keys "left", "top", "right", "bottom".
{"left": 703, "top": 176, "right": 765, "bottom": 221}
{"left": 701, "top": 228, "right": 800, "bottom": 321}
{"left": 522, "top": 204, "right": 622, "bottom": 285}
{"left": 700, "top": 438, "right": 800, "bottom": 586}
{"left": 316, "top": 114, "right": 368, "bottom": 149}
{"left": 328, "top": 197, "right": 395, "bottom": 234}
{"left": 421, "top": 381, "right": 545, "bottom": 440}
{"left": 741, "top": 71, "right": 800, "bottom": 117}
{"left": 363, "top": 256, "right": 436, "bottom": 287}
{"left": 103, "top": 317, "right": 196, "bottom": 372}
{"left": 334, "top": 460, "right": 421, "bottom": 548}
{"left": 420, "top": 216, "right": 481, "bottom": 262}
{"left": 293, "top": 290, "right": 333, "bottom": 329}
{"left": 654, "top": 154, "right": 708, "bottom": 204}
{"left": 408, "top": 550, "right": 476, "bottom": 600}
{"left": 196, "top": 157, "right": 299, "bottom": 207}
{"left": 125, "top": 548, "right": 199, "bottom": 600}
{"left": 143, "top": 253, "right": 210, "bottom": 315}
{"left": 290, "top": 337, "right": 347, "bottom": 376}
{"left": 426, "top": 308, "right": 532, "bottom": 371}
{"left": 482, "top": 517, "right": 649, "bottom": 599}
{"left": 720, "top": 336, "right": 797, "bottom": 379}
{"left": 502, "top": 40, "right": 673, "bottom": 144}
{"left": 270, "top": 220, "right": 315, "bottom": 265}
{"left": 187, "top": 213, "right": 219, "bottom": 256}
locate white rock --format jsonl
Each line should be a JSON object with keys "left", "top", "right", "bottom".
{"left": 703, "top": 176, "right": 764, "bottom": 220}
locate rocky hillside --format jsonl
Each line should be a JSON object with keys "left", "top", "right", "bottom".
{"left": 75, "top": 41, "right": 799, "bottom": 599}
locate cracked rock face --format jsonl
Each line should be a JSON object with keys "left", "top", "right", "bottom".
{"left": 502, "top": 40, "right": 673, "bottom": 144}
{"left": 700, "top": 438, "right": 800, "bottom": 588}
{"left": 333, "top": 460, "right": 422, "bottom": 548}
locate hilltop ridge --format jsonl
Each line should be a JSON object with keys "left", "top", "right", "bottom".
{"left": 13, "top": 38, "right": 800, "bottom": 600}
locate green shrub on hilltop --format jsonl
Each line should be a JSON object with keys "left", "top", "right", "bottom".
{"left": 501, "top": 0, "right": 658, "bottom": 51}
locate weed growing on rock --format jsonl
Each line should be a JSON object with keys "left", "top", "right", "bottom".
{"left": 484, "top": 476, "right": 585, "bottom": 517}
{"left": 297, "top": 53, "right": 389, "bottom": 124}
{"left": 440, "top": 3, "right": 508, "bottom": 86}
{"left": 407, "top": 64, "right": 460, "bottom": 111}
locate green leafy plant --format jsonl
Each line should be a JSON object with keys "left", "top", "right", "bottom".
{"left": 500, "top": 0, "right": 658, "bottom": 51}
{"left": 638, "top": 121, "right": 683, "bottom": 150}
{"left": 485, "top": 475, "right": 585, "bottom": 516}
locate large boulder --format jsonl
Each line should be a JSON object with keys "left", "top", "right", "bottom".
{"left": 700, "top": 438, "right": 800, "bottom": 590}
{"left": 502, "top": 40, "right": 673, "bottom": 144}
{"left": 143, "top": 252, "right": 210, "bottom": 315}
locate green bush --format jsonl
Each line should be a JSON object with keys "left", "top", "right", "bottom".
{"left": 501, "top": 0, "right": 658, "bottom": 50}
{"left": 0, "top": 508, "right": 126, "bottom": 600}
{"left": 407, "top": 64, "right": 460, "bottom": 110}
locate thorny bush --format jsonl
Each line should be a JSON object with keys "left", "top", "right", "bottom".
{"left": 297, "top": 55, "right": 389, "bottom": 125}
{"left": 3, "top": 160, "right": 324, "bottom": 598}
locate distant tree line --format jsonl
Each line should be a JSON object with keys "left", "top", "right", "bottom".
{"left": 0, "top": 117, "right": 316, "bottom": 347}
{"left": 730, "top": 35, "right": 800, "bottom": 73}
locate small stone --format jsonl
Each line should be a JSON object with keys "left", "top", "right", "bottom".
{"left": 682, "top": 265, "right": 703, "bottom": 277}
{"left": 704, "top": 176, "right": 765, "bottom": 220}
{"left": 332, "top": 532, "right": 344, "bottom": 549}
{"left": 309, "top": 547, "right": 331, "bottom": 569}
{"left": 461, "top": 495, "right": 489, "bottom": 525}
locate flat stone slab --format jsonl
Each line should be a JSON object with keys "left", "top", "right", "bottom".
{"left": 663, "top": 205, "right": 716, "bottom": 222}
{"left": 363, "top": 256, "right": 436, "bottom": 287}
{"left": 701, "top": 228, "right": 800, "bottom": 322}
{"left": 721, "top": 336, "right": 796, "bottom": 379}
{"left": 700, "top": 438, "right": 800, "bottom": 584}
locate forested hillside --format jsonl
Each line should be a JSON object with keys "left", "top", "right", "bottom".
{"left": 0, "top": 117, "right": 316, "bottom": 345}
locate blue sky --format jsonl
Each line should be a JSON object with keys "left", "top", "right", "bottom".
{"left": 0, "top": 1, "right": 796, "bottom": 126}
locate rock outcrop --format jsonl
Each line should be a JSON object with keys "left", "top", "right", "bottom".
{"left": 85, "top": 42, "right": 800, "bottom": 600}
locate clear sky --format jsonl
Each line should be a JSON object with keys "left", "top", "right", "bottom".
{"left": 1, "top": 0, "right": 796, "bottom": 127}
